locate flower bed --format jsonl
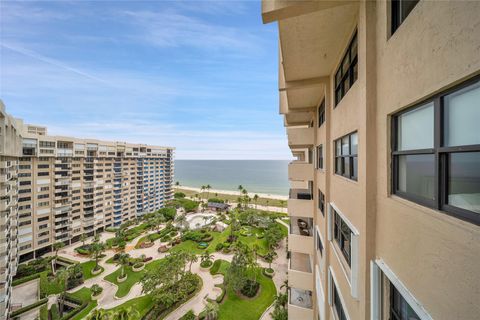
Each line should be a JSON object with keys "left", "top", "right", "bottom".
{"left": 91, "top": 267, "right": 103, "bottom": 276}
{"left": 117, "top": 274, "right": 127, "bottom": 283}
{"left": 132, "top": 263, "right": 145, "bottom": 272}
{"left": 263, "top": 267, "right": 275, "bottom": 278}
{"left": 200, "top": 260, "right": 213, "bottom": 270}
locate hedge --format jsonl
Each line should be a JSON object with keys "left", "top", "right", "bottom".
{"left": 39, "top": 305, "right": 48, "bottom": 320}
{"left": 10, "top": 298, "right": 48, "bottom": 317}
{"left": 12, "top": 273, "right": 41, "bottom": 286}
{"left": 50, "top": 304, "right": 60, "bottom": 320}
{"left": 209, "top": 260, "right": 222, "bottom": 275}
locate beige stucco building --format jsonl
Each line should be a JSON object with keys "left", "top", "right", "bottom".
{"left": 0, "top": 102, "right": 22, "bottom": 320}
{"left": 262, "top": 1, "right": 480, "bottom": 319}
{"left": 0, "top": 103, "right": 174, "bottom": 319}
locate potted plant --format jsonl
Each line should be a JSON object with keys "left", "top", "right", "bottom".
{"left": 90, "top": 284, "right": 103, "bottom": 300}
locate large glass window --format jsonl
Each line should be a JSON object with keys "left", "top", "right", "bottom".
{"left": 333, "top": 210, "right": 352, "bottom": 266}
{"left": 391, "top": 0, "right": 420, "bottom": 35}
{"left": 390, "top": 284, "right": 421, "bottom": 320}
{"left": 335, "top": 31, "right": 357, "bottom": 106}
{"left": 393, "top": 77, "right": 480, "bottom": 225}
{"left": 335, "top": 132, "right": 358, "bottom": 181}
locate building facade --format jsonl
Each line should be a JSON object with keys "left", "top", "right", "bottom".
{"left": 17, "top": 124, "right": 174, "bottom": 262}
{"left": 262, "top": 1, "right": 480, "bottom": 320}
{"left": 0, "top": 102, "right": 22, "bottom": 320}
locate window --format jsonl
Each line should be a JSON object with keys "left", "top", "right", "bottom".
{"left": 318, "top": 100, "right": 325, "bottom": 127}
{"left": 316, "top": 231, "right": 323, "bottom": 256}
{"left": 335, "top": 132, "right": 358, "bottom": 180}
{"left": 317, "top": 145, "right": 324, "bottom": 170}
{"left": 335, "top": 30, "right": 357, "bottom": 106}
{"left": 390, "top": 284, "right": 420, "bottom": 320}
{"left": 333, "top": 210, "right": 352, "bottom": 266}
{"left": 391, "top": 0, "right": 419, "bottom": 35}
{"left": 39, "top": 141, "right": 55, "bottom": 148}
{"left": 332, "top": 279, "right": 347, "bottom": 320}
{"left": 318, "top": 189, "right": 325, "bottom": 215}
{"left": 392, "top": 77, "right": 480, "bottom": 225}
{"left": 38, "top": 172, "right": 49, "bottom": 176}
{"left": 37, "top": 164, "right": 49, "bottom": 169}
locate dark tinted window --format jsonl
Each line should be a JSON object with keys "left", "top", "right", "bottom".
{"left": 391, "top": 0, "right": 420, "bottom": 34}
{"left": 390, "top": 284, "right": 421, "bottom": 320}
{"left": 335, "top": 31, "right": 357, "bottom": 106}
{"left": 333, "top": 210, "right": 352, "bottom": 266}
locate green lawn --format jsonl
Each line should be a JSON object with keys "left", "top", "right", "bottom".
{"left": 39, "top": 271, "right": 63, "bottom": 297}
{"left": 210, "top": 260, "right": 276, "bottom": 320}
{"left": 104, "top": 259, "right": 166, "bottom": 298}
{"left": 177, "top": 188, "right": 287, "bottom": 208}
{"left": 79, "top": 260, "right": 104, "bottom": 280}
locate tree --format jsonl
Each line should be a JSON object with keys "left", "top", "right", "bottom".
{"left": 270, "top": 293, "right": 288, "bottom": 320}
{"left": 116, "top": 252, "right": 130, "bottom": 279}
{"left": 91, "top": 242, "right": 105, "bottom": 272}
{"left": 187, "top": 253, "right": 198, "bottom": 272}
{"left": 91, "top": 284, "right": 103, "bottom": 297}
{"left": 205, "top": 302, "right": 219, "bottom": 320}
{"left": 53, "top": 242, "right": 65, "bottom": 260}
{"left": 80, "top": 234, "right": 88, "bottom": 246}
{"left": 237, "top": 185, "right": 243, "bottom": 196}
{"left": 264, "top": 251, "right": 278, "bottom": 269}
{"left": 225, "top": 242, "right": 256, "bottom": 292}
{"left": 201, "top": 185, "right": 206, "bottom": 200}
{"left": 175, "top": 181, "right": 180, "bottom": 192}
{"left": 201, "top": 250, "right": 213, "bottom": 264}
{"left": 56, "top": 267, "right": 72, "bottom": 316}
{"left": 206, "top": 184, "right": 212, "bottom": 199}
{"left": 253, "top": 194, "right": 259, "bottom": 209}
{"left": 175, "top": 214, "right": 188, "bottom": 236}
{"left": 141, "top": 251, "right": 198, "bottom": 311}
{"left": 265, "top": 222, "right": 283, "bottom": 250}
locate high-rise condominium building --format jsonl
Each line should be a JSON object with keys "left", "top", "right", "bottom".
{"left": 0, "top": 102, "right": 22, "bottom": 320}
{"left": 262, "top": 1, "right": 479, "bottom": 319}
{"left": 17, "top": 122, "right": 174, "bottom": 262}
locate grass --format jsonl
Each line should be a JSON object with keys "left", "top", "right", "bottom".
{"left": 79, "top": 260, "right": 104, "bottom": 280}
{"left": 210, "top": 259, "right": 230, "bottom": 276}
{"left": 39, "top": 271, "right": 63, "bottom": 297}
{"left": 178, "top": 188, "right": 287, "bottom": 208}
{"left": 171, "top": 229, "right": 230, "bottom": 254}
{"left": 210, "top": 260, "right": 277, "bottom": 320}
{"left": 104, "top": 259, "right": 167, "bottom": 298}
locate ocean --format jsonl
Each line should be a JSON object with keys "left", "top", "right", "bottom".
{"left": 174, "top": 160, "right": 290, "bottom": 196}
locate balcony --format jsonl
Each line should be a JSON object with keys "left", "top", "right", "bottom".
{"left": 288, "top": 188, "right": 314, "bottom": 218}
{"left": 288, "top": 161, "right": 313, "bottom": 181}
{"left": 288, "top": 252, "right": 313, "bottom": 290}
{"left": 287, "top": 127, "right": 314, "bottom": 148}
{"left": 288, "top": 288, "right": 313, "bottom": 319}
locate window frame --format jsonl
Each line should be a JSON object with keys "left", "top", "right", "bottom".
{"left": 392, "top": 75, "right": 480, "bottom": 226}
{"left": 390, "top": 283, "right": 421, "bottom": 320}
{"left": 317, "top": 144, "right": 324, "bottom": 170}
{"left": 335, "top": 131, "right": 358, "bottom": 181}
{"left": 391, "top": 0, "right": 420, "bottom": 35}
{"left": 318, "top": 99, "right": 325, "bottom": 127}
{"left": 333, "top": 210, "right": 352, "bottom": 267}
{"left": 318, "top": 189, "right": 325, "bottom": 216}
{"left": 335, "top": 30, "right": 358, "bottom": 106}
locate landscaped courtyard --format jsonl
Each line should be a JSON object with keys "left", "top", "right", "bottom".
{"left": 10, "top": 194, "right": 288, "bottom": 320}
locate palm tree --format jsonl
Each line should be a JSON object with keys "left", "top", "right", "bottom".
{"left": 91, "top": 284, "right": 103, "bottom": 297}
{"left": 91, "top": 242, "right": 105, "bottom": 272}
{"left": 264, "top": 251, "right": 278, "bottom": 269}
{"left": 280, "top": 279, "right": 288, "bottom": 292}
{"left": 116, "top": 252, "right": 130, "bottom": 280}
{"left": 52, "top": 242, "right": 65, "bottom": 261}
{"left": 175, "top": 214, "right": 188, "bottom": 236}
{"left": 237, "top": 185, "right": 243, "bottom": 196}
{"left": 201, "top": 185, "right": 206, "bottom": 200}
{"left": 175, "top": 181, "right": 180, "bottom": 192}
{"left": 56, "top": 267, "right": 71, "bottom": 316}
{"left": 242, "top": 189, "right": 248, "bottom": 208}
{"left": 253, "top": 194, "right": 259, "bottom": 209}
{"left": 114, "top": 307, "right": 139, "bottom": 320}
{"left": 80, "top": 233, "right": 88, "bottom": 246}
{"left": 205, "top": 302, "right": 219, "bottom": 320}
{"left": 206, "top": 184, "right": 212, "bottom": 199}
{"left": 201, "top": 250, "right": 214, "bottom": 264}
{"left": 187, "top": 253, "right": 198, "bottom": 272}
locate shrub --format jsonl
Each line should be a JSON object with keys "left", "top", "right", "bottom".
{"left": 10, "top": 298, "right": 48, "bottom": 317}
{"left": 202, "top": 234, "right": 213, "bottom": 242}
{"left": 215, "top": 285, "right": 226, "bottom": 303}
{"left": 133, "top": 262, "right": 144, "bottom": 268}
{"left": 105, "top": 227, "right": 118, "bottom": 232}
{"left": 12, "top": 272, "right": 41, "bottom": 286}
{"left": 50, "top": 304, "right": 60, "bottom": 320}
{"left": 180, "top": 310, "right": 196, "bottom": 320}
{"left": 200, "top": 260, "right": 213, "bottom": 268}
{"left": 91, "top": 284, "right": 103, "bottom": 296}
{"left": 215, "top": 243, "right": 223, "bottom": 251}
{"left": 241, "top": 279, "right": 259, "bottom": 298}
{"left": 182, "top": 231, "right": 204, "bottom": 242}
{"left": 209, "top": 260, "right": 222, "bottom": 275}
{"left": 174, "top": 192, "right": 186, "bottom": 199}
{"left": 143, "top": 256, "right": 153, "bottom": 262}
{"left": 208, "top": 198, "right": 225, "bottom": 203}
{"left": 160, "top": 235, "right": 171, "bottom": 242}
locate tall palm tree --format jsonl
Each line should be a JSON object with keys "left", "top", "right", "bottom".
{"left": 116, "top": 252, "right": 130, "bottom": 280}
{"left": 175, "top": 214, "right": 188, "bottom": 236}
{"left": 52, "top": 241, "right": 65, "bottom": 261}
{"left": 187, "top": 253, "right": 198, "bottom": 272}
{"left": 253, "top": 194, "right": 259, "bottom": 209}
{"left": 241, "top": 189, "right": 248, "bottom": 208}
{"left": 175, "top": 181, "right": 180, "bottom": 192}
{"left": 56, "top": 267, "right": 71, "bottom": 316}
{"left": 201, "top": 185, "right": 206, "bottom": 200}
{"left": 206, "top": 184, "right": 212, "bottom": 199}
{"left": 237, "top": 185, "right": 244, "bottom": 197}
{"left": 91, "top": 242, "right": 105, "bottom": 272}
{"left": 80, "top": 233, "right": 88, "bottom": 246}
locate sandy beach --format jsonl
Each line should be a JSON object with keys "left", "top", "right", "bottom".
{"left": 178, "top": 185, "right": 288, "bottom": 201}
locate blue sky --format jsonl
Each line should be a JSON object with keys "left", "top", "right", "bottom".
{"left": 0, "top": 0, "right": 291, "bottom": 160}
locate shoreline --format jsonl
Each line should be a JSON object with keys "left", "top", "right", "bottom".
{"left": 177, "top": 185, "right": 288, "bottom": 201}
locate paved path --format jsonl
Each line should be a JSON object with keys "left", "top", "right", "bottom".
{"left": 42, "top": 219, "right": 288, "bottom": 319}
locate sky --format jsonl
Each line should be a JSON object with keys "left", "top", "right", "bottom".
{"left": 0, "top": 0, "right": 291, "bottom": 160}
